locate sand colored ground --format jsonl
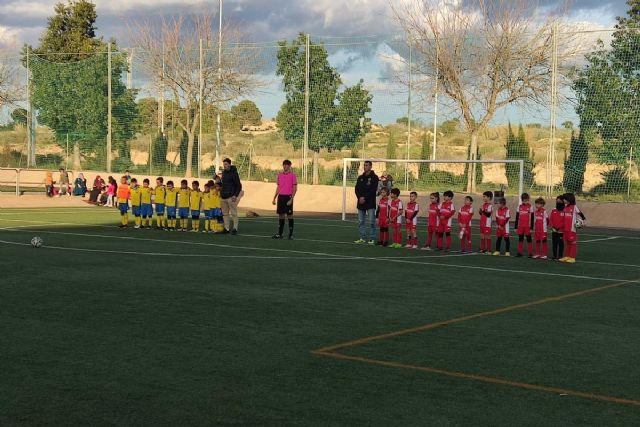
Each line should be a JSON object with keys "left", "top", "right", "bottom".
{"left": 1, "top": 169, "right": 639, "bottom": 230}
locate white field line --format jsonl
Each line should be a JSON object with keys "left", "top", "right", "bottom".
{"left": 581, "top": 236, "right": 621, "bottom": 243}
{"left": 0, "top": 226, "right": 636, "bottom": 284}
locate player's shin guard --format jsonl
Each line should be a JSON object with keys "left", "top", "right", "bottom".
{"left": 135, "top": 217, "right": 141, "bottom": 227}
{"left": 278, "top": 219, "right": 285, "bottom": 235}
{"left": 517, "top": 236, "right": 524, "bottom": 254}
{"left": 436, "top": 233, "right": 443, "bottom": 249}
{"left": 288, "top": 218, "right": 294, "bottom": 237}
{"left": 204, "top": 220, "right": 210, "bottom": 232}
{"left": 495, "top": 237, "right": 502, "bottom": 252}
{"left": 505, "top": 238, "right": 511, "bottom": 252}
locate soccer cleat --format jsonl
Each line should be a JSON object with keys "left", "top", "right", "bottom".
{"left": 367, "top": 240, "right": 375, "bottom": 245}
{"left": 492, "top": 251, "right": 501, "bottom": 256}
{"left": 405, "top": 244, "right": 413, "bottom": 248}
{"left": 540, "top": 256, "right": 548, "bottom": 260}
{"left": 354, "top": 239, "right": 366, "bottom": 244}
{"left": 565, "top": 257, "right": 576, "bottom": 263}
{"left": 412, "top": 245, "right": 418, "bottom": 249}
{"left": 421, "top": 246, "right": 432, "bottom": 251}
{"left": 505, "top": 252, "right": 511, "bottom": 257}
{"left": 272, "top": 234, "right": 283, "bottom": 239}
{"left": 528, "top": 254, "right": 533, "bottom": 258}
{"left": 382, "top": 242, "right": 389, "bottom": 247}
{"left": 559, "top": 257, "right": 569, "bottom": 262}
{"left": 231, "top": 229, "right": 238, "bottom": 235}
{"left": 134, "top": 225, "right": 140, "bottom": 229}
{"left": 376, "top": 241, "right": 383, "bottom": 246}
{"left": 515, "top": 253, "right": 523, "bottom": 258}
{"left": 532, "top": 255, "right": 540, "bottom": 259}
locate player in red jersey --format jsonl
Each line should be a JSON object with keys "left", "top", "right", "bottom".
{"left": 375, "top": 187, "right": 391, "bottom": 247}
{"left": 405, "top": 191, "right": 420, "bottom": 249}
{"left": 533, "top": 197, "right": 549, "bottom": 259}
{"left": 515, "top": 193, "right": 534, "bottom": 257}
{"left": 478, "top": 191, "right": 493, "bottom": 254}
{"left": 549, "top": 196, "right": 565, "bottom": 260}
{"left": 458, "top": 196, "right": 474, "bottom": 253}
{"left": 493, "top": 197, "right": 511, "bottom": 256}
{"left": 560, "top": 192, "right": 585, "bottom": 263}
{"left": 389, "top": 188, "right": 404, "bottom": 248}
{"left": 422, "top": 192, "right": 440, "bottom": 251}
{"left": 436, "top": 190, "right": 455, "bottom": 251}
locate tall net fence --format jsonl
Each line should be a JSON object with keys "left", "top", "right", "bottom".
{"left": 0, "top": 28, "right": 638, "bottom": 201}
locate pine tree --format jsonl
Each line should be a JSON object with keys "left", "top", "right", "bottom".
{"left": 563, "top": 130, "right": 589, "bottom": 193}
{"left": 505, "top": 124, "right": 534, "bottom": 189}
{"left": 418, "top": 132, "right": 431, "bottom": 181}
{"left": 151, "top": 131, "right": 168, "bottom": 173}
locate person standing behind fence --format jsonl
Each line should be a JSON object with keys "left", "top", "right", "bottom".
{"left": 272, "top": 159, "right": 298, "bottom": 240}
{"left": 354, "top": 160, "right": 379, "bottom": 244}
{"left": 220, "top": 158, "right": 242, "bottom": 235}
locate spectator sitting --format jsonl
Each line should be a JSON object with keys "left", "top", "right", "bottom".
{"left": 73, "top": 173, "right": 87, "bottom": 197}
{"left": 88, "top": 175, "right": 105, "bottom": 204}
{"left": 58, "top": 168, "right": 70, "bottom": 196}
{"left": 44, "top": 171, "right": 55, "bottom": 197}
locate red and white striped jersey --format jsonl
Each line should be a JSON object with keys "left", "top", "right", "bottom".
{"left": 534, "top": 207, "right": 548, "bottom": 233}
{"left": 405, "top": 201, "right": 420, "bottom": 226}
{"left": 479, "top": 202, "right": 493, "bottom": 228}
{"left": 458, "top": 205, "right": 474, "bottom": 226}
{"left": 438, "top": 201, "right": 455, "bottom": 227}
{"left": 428, "top": 202, "right": 440, "bottom": 227}
{"left": 390, "top": 198, "right": 404, "bottom": 225}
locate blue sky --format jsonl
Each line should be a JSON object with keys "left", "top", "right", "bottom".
{"left": 0, "top": 0, "right": 628, "bottom": 125}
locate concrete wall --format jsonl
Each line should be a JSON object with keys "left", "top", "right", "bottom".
{"left": 1, "top": 168, "right": 639, "bottom": 230}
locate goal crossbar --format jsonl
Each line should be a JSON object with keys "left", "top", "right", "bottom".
{"left": 341, "top": 158, "right": 525, "bottom": 220}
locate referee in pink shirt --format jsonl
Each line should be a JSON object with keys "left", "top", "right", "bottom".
{"left": 272, "top": 159, "right": 298, "bottom": 239}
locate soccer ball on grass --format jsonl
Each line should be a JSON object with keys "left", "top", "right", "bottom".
{"left": 574, "top": 218, "right": 585, "bottom": 229}
{"left": 31, "top": 237, "right": 43, "bottom": 248}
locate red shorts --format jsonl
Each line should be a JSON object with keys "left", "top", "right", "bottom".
{"left": 391, "top": 223, "right": 402, "bottom": 230}
{"left": 480, "top": 227, "right": 492, "bottom": 235}
{"left": 496, "top": 227, "right": 509, "bottom": 238}
{"left": 459, "top": 225, "right": 471, "bottom": 238}
{"left": 534, "top": 231, "right": 547, "bottom": 241}
{"left": 563, "top": 231, "right": 577, "bottom": 243}
{"left": 437, "top": 223, "right": 451, "bottom": 234}
{"left": 406, "top": 224, "right": 416, "bottom": 231}
{"left": 517, "top": 227, "right": 531, "bottom": 236}
{"left": 378, "top": 219, "right": 389, "bottom": 228}
{"left": 427, "top": 225, "right": 437, "bottom": 233}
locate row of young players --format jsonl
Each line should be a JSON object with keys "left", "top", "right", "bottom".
{"left": 115, "top": 176, "right": 226, "bottom": 233}
{"left": 374, "top": 189, "right": 585, "bottom": 263}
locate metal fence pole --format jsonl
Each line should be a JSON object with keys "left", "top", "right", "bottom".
{"left": 107, "top": 43, "right": 112, "bottom": 173}
{"left": 199, "top": 38, "right": 203, "bottom": 178}
{"left": 547, "top": 23, "right": 559, "bottom": 198}
{"left": 215, "top": 0, "right": 223, "bottom": 175}
{"left": 303, "top": 34, "right": 311, "bottom": 184}
{"left": 405, "top": 37, "right": 412, "bottom": 191}
{"left": 628, "top": 146, "right": 634, "bottom": 200}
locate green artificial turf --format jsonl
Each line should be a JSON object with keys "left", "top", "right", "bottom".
{"left": 0, "top": 207, "right": 639, "bottom": 425}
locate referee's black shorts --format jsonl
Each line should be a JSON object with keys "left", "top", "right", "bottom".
{"left": 277, "top": 194, "right": 294, "bottom": 215}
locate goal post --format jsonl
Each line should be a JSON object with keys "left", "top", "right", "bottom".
{"left": 341, "top": 158, "right": 524, "bottom": 220}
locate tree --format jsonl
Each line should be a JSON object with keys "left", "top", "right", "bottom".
{"left": 10, "top": 108, "right": 27, "bottom": 126}
{"left": 393, "top": 0, "right": 579, "bottom": 193}
{"left": 131, "top": 12, "right": 262, "bottom": 177}
{"left": 151, "top": 130, "right": 169, "bottom": 172}
{"left": 276, "top": 34, "right": 372, "bottom": 184}
{"left": 563, "top": 130, "right": 590, "bottom": 193}
{"left": 386, "top": 132, "right": 397, "bottom": 159}
{"left": 396, "top": 117, "right": 409, "bottom": 126}
{"left": 439, "top": 119, "right": 460, "bottom": 137}
{"left": 26, "top": 0, "right": 138, "bottom": 166}
{"left": 505, "top": 123, "right": 534, "bottom": 190}
{"left": 573, "top": 0, "right": 640, "bottom": 183}
{"left": 418, "top": 132, "right": 431, "bottom": 180}
{"left": 230, "top": 100, "right": 262, "bottom": 129}
{"left": 562, "top": 121, "right": 574, "bottom": 130}
{"left": 0, "top": 47, "right": 20, "bottom": 109}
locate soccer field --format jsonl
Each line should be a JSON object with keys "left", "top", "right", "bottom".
{"left": 1, "top": 207, "right": 639, "bottom": 425}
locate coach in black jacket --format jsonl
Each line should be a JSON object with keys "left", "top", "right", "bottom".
{"left": 354, "top": 160, "right": 379, "bottom": 244}
{"left": 220, "top": 158, "right": 242, "bottom": 234}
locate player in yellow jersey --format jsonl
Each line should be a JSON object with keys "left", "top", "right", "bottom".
{"left": 116, "top": 176, "right": 131, "bottom": 227}
{"left": 129, "top": 178, "right": 143, "bottom": 229}
{"left": 165, "top": 180, "right": 178, "bottom": 231}
{"left": 202, "top": 182, "right": 213, "bottom": 233}
{"left": 189, "top": 180, "right": 203, "bottom": 232}
{"left": 140, "top": 178, "right": 153, "bottom": 228}
{"left": 153, "top": 177, "right": 167, "bottom": 230}
{"left": 211, "top": 181, "right": 224, "bottom": 232}
{"left": 177, "top": 179, "right": 191, "bottom": 232}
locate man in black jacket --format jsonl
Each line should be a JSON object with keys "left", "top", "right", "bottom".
{"left": 354, "top": 160, "right": 379, "bottom": 244}
{"left": 220, "top": 158, "right": 242, "bottom": 234}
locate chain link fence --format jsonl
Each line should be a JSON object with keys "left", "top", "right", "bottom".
{"left": 0, "top": 28, "right": 638, "bottom": 201}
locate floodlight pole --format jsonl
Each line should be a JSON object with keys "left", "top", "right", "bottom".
{"left": 107, "top": 42, "right": 112, "bottom": 173}
{"left": 26, "top": 49, "right": 35, "bottom": 168}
